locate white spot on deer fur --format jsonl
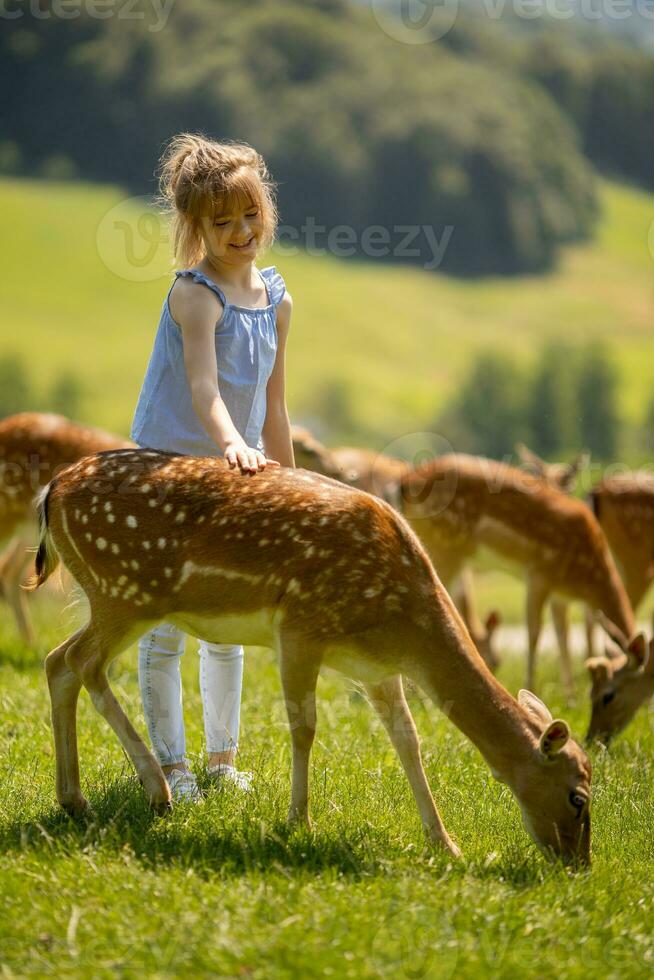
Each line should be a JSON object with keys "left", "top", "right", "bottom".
{"left": 118, "top": 466, "right": 127, "bottom": 474}
{"left": 149, "top": 498, "right": 157, "bottom": 507}
{"left": 150, "top": 579, "right": 158, "bottom": 587}
{"left": 111, "top": 543, "right": 120, "bottom": 555}
{"left": 157, "top": 538, "right": 167, "bottom": 549}
{"left": 107, "top": 513, "right": 115, "bottom": 523}
{"left": 130, "top": 559, "right": 140, "bottom": 571}
{"left": 401, "top": 555, "right": 411, "bottom": 566}
{"left": 110, "top": 586, "right": 119, "bottom": 598}
{"left": 218, "top": 516, "right": 229, "bottom": 525}
{"left": 175, "top": 511, "right": 186, "bottom": 524}
{"left": 140, "top": 592, "right": 152, "bottom": 604}
{"left": 259, "top": 539, "right": 270, "bottom": 547}
{"left": 104, "top": 502, "right": 112, "bottom": 512}
{"left": 287, "top": 578, "right": 301, "bottom": 596}
{"left": 164, "top": 568, "right": 172, "bottom": 578}
{"left": 74, "top": 509, "right": 80, "bottom": 520}
{"left": 197, "top": 515, "right": 206, "bottom": 524}
{"left": 143, "top": 541, "right": 151, "bottom": 550}
{"left": 92, "top": 496, "right": 99, "bottom": 505}
{"left": 305, "top": 545, "right": 315, "bottom": 557}
{"left": 96, "top": 537, "right": 107, "bottom": 550}
{"left": 81, "top": 514, "right": 88, "bottom": 525}
{"left": 126, "top": 515, "right": 137, "bottom": 528}
{"left": 123, "top": 583, "right": 139, "bottom": 600}
{"left": 117, "top": 575, "right": 128, "bottom": 586}
{"left": 364, "top": 587, "right": 380, "bottom": 599}
{"left": 140, "top": 484, "right": 151, "bottom": 493}
{"left": 163, "top": 503, "right": 172, "bottom": 514}
{"left": 85, "top": 532, "right": 92, "bottom": 542}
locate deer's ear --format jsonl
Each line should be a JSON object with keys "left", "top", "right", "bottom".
{"left": 518, "top": 689, "right": 553, "bottom": 726}
{"left": 626, "top": 633, "right": 648, "bottom": 671}
{"left": 485, "top": 610, "right": 501, "bottom": 634}
{"left": 585, "top": 657, "right": 611, "bottom": 685}
{"left": 539, "top": 719, "right": 570, "bottom": 758}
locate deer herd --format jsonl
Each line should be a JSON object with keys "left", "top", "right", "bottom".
{"left": 2, "top": 411, "right": 654, "bottom": 866}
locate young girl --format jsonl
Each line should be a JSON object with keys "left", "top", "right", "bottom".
{"left": 131, "top": 133, "right": 295, "bottom": 800}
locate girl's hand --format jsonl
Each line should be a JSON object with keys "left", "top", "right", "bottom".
{"left": 224, "top": 439, "right": 280, "bottom": 474}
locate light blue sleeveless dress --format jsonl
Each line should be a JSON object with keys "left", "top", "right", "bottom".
{"left": 131, "top": 265, "right": 285, "bottom": 454}
{"left": 132, "top": 265, "right": 286, "bottom": 769}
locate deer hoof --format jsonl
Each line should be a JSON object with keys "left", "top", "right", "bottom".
{"left": 60, "top": 794, "right": 90, "bottom": 819}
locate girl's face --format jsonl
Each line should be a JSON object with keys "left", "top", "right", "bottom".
{"left": 201, "top": 200, "right": 264, "bottom": 266}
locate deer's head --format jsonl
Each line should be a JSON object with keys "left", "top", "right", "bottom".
{"left": 585, "top": 634, "right": 654, "bottom": 744}
{"left": 513, "top": 690, "right": 592, "bottom": 865}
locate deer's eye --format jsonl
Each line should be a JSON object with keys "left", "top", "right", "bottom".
{"left": 602, "top": 691, "right": 615, "bottom": 707}
{"left": 569, "top": 792, "right": 586, "bottom": 811}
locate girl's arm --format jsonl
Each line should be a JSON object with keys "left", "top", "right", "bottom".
{"left": 172, "top": 278, "right": 277, "bottom": 473}
{"left": 262, "top": 292, "right": 295, "bottom": 468}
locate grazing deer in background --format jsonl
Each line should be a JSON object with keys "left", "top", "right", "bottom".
{"left": 584, "top": 475, "right": 654, "bottom": 742}
{"left": 31, "top": 449, "right": 591, "bottom": 864}
{"left": 586, "top": 636, "right": 654, "bottom": 744}
{"left": 291, "top": 427, "right": 501, "bottom": 669}
{"left": 516, "top": 443, "right": 592, "bottom": 692}
{"left": 0, "top": 412, "right": 131, "bottom": 643}
{"left": 397, "top": 454, "right": 637, "bottom": 694}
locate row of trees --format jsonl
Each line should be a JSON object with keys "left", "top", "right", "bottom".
{"left": 437, "top": 343, "right": 621, "bottom": 460}
{"left": 0, "top": 0, "right": 597, "bottom": 275}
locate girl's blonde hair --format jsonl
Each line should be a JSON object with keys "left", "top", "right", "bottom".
{"left": 158, "top": 133, "right": 278, "bottom": 268}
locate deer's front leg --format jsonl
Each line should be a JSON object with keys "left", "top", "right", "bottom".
{"left": 550, "top": 597, "right": 574, "bottom": 700}
{"left": 526, "top": 574, "right": 549, "bottom": 692}
{"left": 365, "top": 675, "right": 461, "bottom": 858}
{"left": 0, "top": 537, "right": 34, "bottom": 646}
{"left": 279, "top": 638, "right": 320, "bottom": 829}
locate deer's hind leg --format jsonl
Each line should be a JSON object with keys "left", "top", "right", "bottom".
{"left": 45, "top": 627, "right": 87, "bottom": 815}
{"left": 365, "top": 675, "right": 461, "bottom": 858}
{"left": 65, "top": 614, "right": 171, "bottom": 813}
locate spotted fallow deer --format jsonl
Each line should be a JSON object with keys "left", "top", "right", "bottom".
{"left": 515, "top": 443, "right": 593, "bottom": 692}
{"left": 584, "top": 474, "right": 654, "bottom": 742}
{"left": 397, "top": 454, "right": 637, "bottom": 694}
{"left": 291, "top": 428, "right": 501, "bottom": 669}
{"left": 31, "top": 449, "right": 591, "bottom": 864}
{"left": 0, "top": 412, "right": 131, "bottom": 643}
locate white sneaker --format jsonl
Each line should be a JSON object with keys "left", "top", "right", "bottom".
{"left": 166, "top": 767, "right": 202, "bottom": 802}
{"left": 207, "top": 764, "right": 253, "bottom": 792}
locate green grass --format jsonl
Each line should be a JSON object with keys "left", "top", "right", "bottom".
{"left": 1, "top": 177, "right": 654, "bottom": 444}
{"left": 1, "top": 594, "right": 654, "bottom": 977}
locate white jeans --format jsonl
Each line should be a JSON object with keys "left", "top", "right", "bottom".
{"left": 138, "top": 622, "right": 244, "bottom": 766}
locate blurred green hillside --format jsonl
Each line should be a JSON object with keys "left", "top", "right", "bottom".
{"left": 1, "top": 175, "right": 652, "bottom": 451}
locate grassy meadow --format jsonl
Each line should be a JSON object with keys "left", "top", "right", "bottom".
{"left": 1, "top": 592, "right": 654, "bottom": 978}
{"left": 2, "top": 176, "right": 654, "bottom": 976}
